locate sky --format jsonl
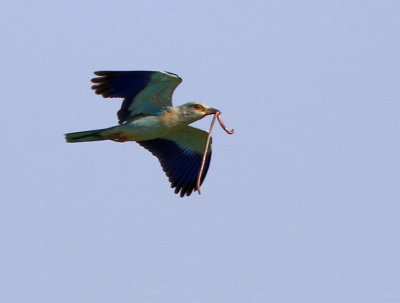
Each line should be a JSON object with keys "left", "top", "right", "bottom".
{"left": 1, "top": 1, "right": 399, "bottom": 302}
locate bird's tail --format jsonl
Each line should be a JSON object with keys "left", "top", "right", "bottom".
{"left": 65, "top": 129, "right": 107, "bottom": 143}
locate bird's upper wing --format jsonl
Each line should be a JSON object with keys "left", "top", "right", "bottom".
{"left": 137, "top": 126, "right": 212, "bottom": 197}
{"left": 91, "top": 71, "right": 182, "bottom": 124}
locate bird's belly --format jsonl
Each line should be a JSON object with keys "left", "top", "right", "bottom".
{"left": 111, "top": 117, "right": 172, "bottom": 141}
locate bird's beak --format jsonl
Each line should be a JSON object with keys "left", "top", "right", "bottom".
{"left": 206, "top": 107, "right": 219, "bottom": 115}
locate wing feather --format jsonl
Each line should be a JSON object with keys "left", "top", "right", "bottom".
{"left": 137, "top": 126, "right": 212, "bottom": 197}
{"left": 91, "top": 71, "right": 182, "bottom": 124}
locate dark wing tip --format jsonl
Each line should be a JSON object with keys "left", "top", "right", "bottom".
{"left": 90, "top": 71, "right": 155, "bottom": 99}
{"left": 137, "top": 139, "right": 212, "bottom": 197}
{"left": 90, "top": 84, "right": 115, "bottom": 97}
{"left": 93, "top": 71, "right": 113, "bottom": 77}
{"left": 91, "top": 71, "right": 118, "bottom": 97}
{"left": 91, "top": 71, "right": 116, "bottom": 84}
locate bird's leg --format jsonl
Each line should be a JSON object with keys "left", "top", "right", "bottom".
{"left": 196, "top": 111, "right": 234, "bottom": 195}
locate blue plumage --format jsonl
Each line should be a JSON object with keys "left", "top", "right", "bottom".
{"left": 91, "top": 71, "right": 155, "bottom": 123}
{"left": 91, "top": 71, "right": 182, "bottom": 124}
{"left": 66, "top": 70, "right": 222, "bottom": 197}
{"left": 138, "top": 138, "right": 211, "bottom": 197}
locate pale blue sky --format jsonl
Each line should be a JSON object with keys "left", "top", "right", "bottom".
{"left": 1, "top": 1, "right": 399, "bottom": 302}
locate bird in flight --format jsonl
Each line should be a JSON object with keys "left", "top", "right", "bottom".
{"left": 65, "top": 71, "right": 233, "bottom": 197}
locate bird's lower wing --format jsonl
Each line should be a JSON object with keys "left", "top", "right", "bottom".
{"left": 137, "top": 126, "right": 212, "bottom": 197}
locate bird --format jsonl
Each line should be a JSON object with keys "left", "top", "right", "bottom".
{"left": 65, "top": 71, "right": 222, "bottom": 197}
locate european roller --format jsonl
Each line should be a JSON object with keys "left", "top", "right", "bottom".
{"left": 65, "top": 71, "right": 233, "bottom": 197}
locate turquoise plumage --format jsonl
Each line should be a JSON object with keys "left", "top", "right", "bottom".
{"left": 65, "top": 71, "right": 220, "bottom": 197}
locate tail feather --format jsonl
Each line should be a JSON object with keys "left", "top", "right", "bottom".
{"left": 65, "top": 129, "right": 106, "bottom": 143}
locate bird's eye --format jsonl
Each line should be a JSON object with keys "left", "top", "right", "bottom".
{"left": 193, "top": 104, "right": 202, "bottom": 110}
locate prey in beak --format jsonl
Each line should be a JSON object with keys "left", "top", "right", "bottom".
{"left": 206, "top": 107, "right": 219, "bottom": 115}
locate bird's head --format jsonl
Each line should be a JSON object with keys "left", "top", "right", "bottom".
{"left": 178, "top": 102, "right": 219, "bottom": 124}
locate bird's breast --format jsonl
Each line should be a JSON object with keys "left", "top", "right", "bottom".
{"left": 158, "top": 110, "right": 181, "bottom": 128}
